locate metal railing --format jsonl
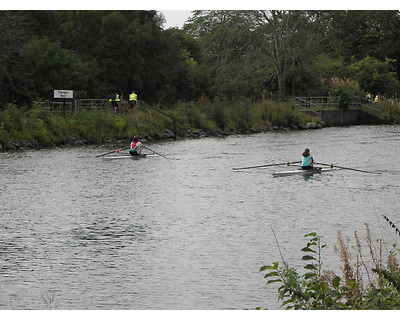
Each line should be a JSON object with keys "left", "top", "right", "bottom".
{"left": 294, "top": 96, "right": 382, "bottom": 115}
{"left": 33, "top": 101, "right": 75, "bottom": 114}
{"left": 33, "top": 99, "right": 110, "bottom": 113}
{"left": 75, "top": 99, "right": 109, "bottom": 111}
{"left": 294, "top": 97, "right": 339, "bottom": 115}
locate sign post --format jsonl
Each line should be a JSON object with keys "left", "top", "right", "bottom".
{"left": 54, "top": 90, "right": 73, "bottom": 115}
{"left": 54, "top": 90, "right": 73, "bottom": 99}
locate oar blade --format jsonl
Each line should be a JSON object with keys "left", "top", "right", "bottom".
{"left": 335, "top": 165, "right": 381, "bottom": 175}
{"left": 315, "top": 162, "right": 381, "bottom": 175}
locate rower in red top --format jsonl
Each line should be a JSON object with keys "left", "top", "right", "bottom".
{"left": 130, "top": 136, "right": 143, "bottom": 156}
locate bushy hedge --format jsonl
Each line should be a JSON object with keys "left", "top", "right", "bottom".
{"left": 0, "top": 100, "right": 315, "bottom": 147}
{"left": 171, "top": 99, "right": 313, "bottom": 133}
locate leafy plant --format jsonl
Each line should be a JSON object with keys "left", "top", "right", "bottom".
{"left": 349, "top": 56, "right": 399, "bottom": 97}
{"left": 259, "top": 219, "right": 400, "bottom": 310}
{"left": 259, "top": 232, "right": 346, "bottom": 309}
{"left": 328, "top": 78, "right": 364, "bottom": 111}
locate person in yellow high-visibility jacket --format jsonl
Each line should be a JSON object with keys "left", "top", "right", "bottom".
{"left": 109, "top": 93, "right": 120, "bottom": 113}
{"left": 129, "top": 91, "right": 138, "bottom": 110}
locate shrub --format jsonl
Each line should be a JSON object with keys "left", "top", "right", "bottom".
{"left": 328, "top": 78, "right": 363, "bottom": 111}
{"left": 226, "top": 102, "right": 253, "bottom": 131}
{"left": 209, "top": 102, "right": 228, "bottom": 130}
{"left": 348, "top": 56, "right": 399, "bottom": 97}
{"left": 259, "top": 216, "right": 400, "bottom": 310}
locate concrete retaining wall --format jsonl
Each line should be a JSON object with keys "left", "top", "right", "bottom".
{"left": 320, "top": 109, "right": 388, "bottom": 126}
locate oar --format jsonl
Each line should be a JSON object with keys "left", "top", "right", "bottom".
{"left": 233, "top": 161, "right": 301, "bottom": 170}
{"left": 96, "top": 147, "right": 129, "bottom": 158}
{"left": 315, "top": 162, "right": 381, "bottom": 175}
{"left": 143, "top": 146, "right": 169, "bottom": 159}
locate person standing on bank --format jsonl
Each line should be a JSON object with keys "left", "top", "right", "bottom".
{"left": 130, "top": 136, "right": 143, "bottom": 156}
{"left": 109, "top": 92, "right": 120, "bottom": 113}
{"left": 301, "top": 148, "right": 314, "bottom": 170}
{"left": 129, "top": 91, "right": 138, "bottom": 110}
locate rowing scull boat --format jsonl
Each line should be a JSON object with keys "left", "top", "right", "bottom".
{"left": 272, "top": 167, "right": 337, "bottom": 177}
{"left": 102, "top": 154, "right": 156, "bottom": 160}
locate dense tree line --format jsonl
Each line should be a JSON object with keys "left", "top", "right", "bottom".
{"left": 0, "top": 10, "right": 399, "bottom": 109}
{"left": 0, "top": 10, "right": 207, "bottom": 107}
{"left": 184, "top": 10, "right": 400, "bottom": 100}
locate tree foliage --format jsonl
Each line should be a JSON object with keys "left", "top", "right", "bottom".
{"left": 20, "top": 38, "right": 93, "bottom": 99}
{"left": 349, "top": 56, "right": 399, "bottom": 96}
{"left": 0, "top": 10, "right": 400, "bottom": 108}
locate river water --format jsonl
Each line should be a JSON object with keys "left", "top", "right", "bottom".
{"left": 1, "top": 125, "right": 400, "bottom": 310}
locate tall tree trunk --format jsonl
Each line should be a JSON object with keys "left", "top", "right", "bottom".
{"left": 260, "top": 10, "right": 301, "bottom": 97}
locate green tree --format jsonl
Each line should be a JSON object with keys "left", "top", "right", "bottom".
{"left": 316, "top": 11, "right": 400, "bottom": 64}
{"left": 185, "top": 10, "right": 324, "bottom": 99}
{"left": 185, "top": 10, "right": 262, "bottom": 99}
{"left": 157, "top": 28, "right": 210, "bottom": 104}
{"left": 0, "top": 11, "right": 34, "bottom": 106}
{"left": 20, "top": 38, "right": 94, "bottom": 99}
{"left": 22, "top": 10, "right": 63, "bottom": 40}
{"left": 349, "top": 56, "right": 399, "bottom": 96}
{"left": 253, "top": 10, "right": 321, "bottom": 97}
{"left": 58, "top": 10, "right": 198, "bottom": 104}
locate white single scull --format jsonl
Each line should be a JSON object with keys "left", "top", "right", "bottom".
{"left": 102, "top": 154, "right": 156, "bottom": 160}
{"left": 272, "top": 167, "right": 337, "bottom": 177}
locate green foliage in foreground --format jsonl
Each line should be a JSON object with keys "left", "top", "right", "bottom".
{"left": 259, "top": 222, "right": 400, "bottom": 310}
{"left": 0, "top": 100, "right": 314, "bottom": 146}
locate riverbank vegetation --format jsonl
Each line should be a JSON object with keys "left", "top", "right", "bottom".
{"left": 0, "top": 99, "right": 316, "bottom": 149}
{"left": 259, "top": 215, "right": 400, "bottom": 310}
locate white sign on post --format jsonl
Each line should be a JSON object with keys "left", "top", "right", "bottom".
{"left": 54, "top": 90, "right": 73, "bottom": 99}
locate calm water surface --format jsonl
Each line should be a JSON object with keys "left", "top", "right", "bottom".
{"left": 1, "top": 125, "right": 400, "bottom": 310}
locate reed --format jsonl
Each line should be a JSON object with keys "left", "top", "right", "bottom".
{"left": 42, "top": 291, "right": 60, "bottom": 309}
{"left": 383, "top": 214, "right": 400, "bottom": 237}
{"left": 260, "top": 215, "right": 400, "bottom": 310}
{"left": 334, "top": 230, "right": 354, "bottom": 282}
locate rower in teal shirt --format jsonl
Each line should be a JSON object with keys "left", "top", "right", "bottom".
{"left": 301, "top": 148, "right": 314, "bottom": 169}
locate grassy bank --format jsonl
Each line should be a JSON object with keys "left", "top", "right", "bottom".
{"left": 0, "top": 99, "right": 323, "bottom": 149}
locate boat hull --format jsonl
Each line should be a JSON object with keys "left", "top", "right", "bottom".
{"left": 272, "top": 167, "right": 336, "bottom": 177}
{"left": 102, "top": 154, "right": 151, "bottom": 160}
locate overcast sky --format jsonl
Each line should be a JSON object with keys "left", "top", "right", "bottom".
{"left": 5, "top": 1, "right": 395, "bottom": 12}
{"left": 160, "top": 10, "right": 193, "bottom": 29}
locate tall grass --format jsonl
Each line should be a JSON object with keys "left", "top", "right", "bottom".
{"left": 0, "top": 100, "right": 316, "bottom": 147}
{"left": 172, "top": 99, "right": 314, "bottom": 133}
{"left": 379, "top": 102, "right": 400, "bottom": 122}
{"left": 260, "top": 215, "right": 400, "bottom": 310}
{"left": 0, "top": 105, "right": 160, "bottom": 145}
{"left": 251, "top": 100, "right": 312, "bottom": 128}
